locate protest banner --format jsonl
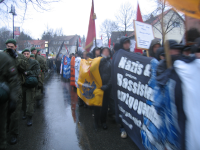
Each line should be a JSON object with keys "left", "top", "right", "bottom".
{"left": 112, "top": 50, "right": 159, "bottom": 150}
{"left": 77, "top": 57, "right": 104, "bottom": 106}
{"left": 70, "top": 56, "right": 76, "bottom": 87}
{"left": 62, "top": 55, "right": 71, "bottom": 79}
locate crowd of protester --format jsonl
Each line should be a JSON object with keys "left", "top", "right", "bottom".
{"left": 68, "top": 36, "right": 200, "bottom": 150}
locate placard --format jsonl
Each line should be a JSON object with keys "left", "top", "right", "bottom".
{"left": 134, "top": 21, "right": 154, "bottom": 50}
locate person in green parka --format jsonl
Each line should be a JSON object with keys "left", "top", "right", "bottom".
{"left": 21, "top": 49, "right": 40, "bottom": 126}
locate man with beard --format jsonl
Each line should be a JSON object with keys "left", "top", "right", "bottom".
{"left": 21, "top": 49, "right": 40, "bottom": 126}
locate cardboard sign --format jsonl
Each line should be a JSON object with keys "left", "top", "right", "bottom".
{"left": 134, "top": 21, "right": 154, "bottom": 50}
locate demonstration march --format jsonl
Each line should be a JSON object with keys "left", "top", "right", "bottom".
{"left": 0, "top": 0, "right": 200, "bottom": 150}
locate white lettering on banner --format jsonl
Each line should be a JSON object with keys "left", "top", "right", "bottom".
{"left": 117, "top": 73, "right": 153, "bottom": 100}
{"left": 118, "top": 57, "right": 148, "bottom": 76}
{"left": 117, "top": 90, "right": 161, "bottom": 128}
{"left": 119, "top": 105, "right": 142, "bottom": 129}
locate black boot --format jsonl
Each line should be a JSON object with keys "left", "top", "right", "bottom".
{"left": 102, "top": 123, "right": 108, "bottom": 130}
{"left": 27, "top": 116, "right": 32, "bottom": 126}
{"left": 36, "top": 100, "right": 41, "bottom": 108}
{"left": 10, "top": 134, "right": 17, "bottom": 145}
{"left": 22, "top": 111, "right": 26, "bottom": 120}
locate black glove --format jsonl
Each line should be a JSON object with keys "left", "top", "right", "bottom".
{"left": 9, "top": 100, "right": 17, "bottom": 114}
{"left": 6, "top": 48, "right": 18, "bottom": 58}
{"left": 101, "top": 85, "right": 108, "bottom": 91}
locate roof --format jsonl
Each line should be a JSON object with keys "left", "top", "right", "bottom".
{"left": 145, "top": 8, "right": 184, "bottom": 25}
{"left": 27, "top": 40, "right": 45, "bottom": 49}
{"left": 111, "top": 31, "right": 134, "bottom": 45}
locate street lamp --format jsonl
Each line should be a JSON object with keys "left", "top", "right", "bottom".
{"left": 45, "top": 41, "right": 49, "bottom": 58}
{"left": 9, "top": 5, "right": 17, "bottom": 39}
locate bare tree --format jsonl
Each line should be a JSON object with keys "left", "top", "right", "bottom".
{"left": 42, "top": 26, "right": 65, "bottom": 54}
{"left": 144, "top": 0, "right": 185, "bottom": 43}
{"left": 0, "top": 0, "right": 60, "bottom": 23}
{"left": 100, "top": 19, "right": 119, "bottom": 44}
{"left": 0, "top": 27, "right": 12, "bottom": 49}
{"left": 115, "top": 2, "right": 135, "bottom": 35}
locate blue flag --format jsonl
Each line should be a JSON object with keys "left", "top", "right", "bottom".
{"left": 62, "top": 55, "right": 71, "bottom": 79}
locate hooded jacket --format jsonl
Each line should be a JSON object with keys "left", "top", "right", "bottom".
{"left": 119, "top": 36, "right": 130, "bottom": 52}
{"left": 149, "top": 39, "right": 161, "bottom": 58}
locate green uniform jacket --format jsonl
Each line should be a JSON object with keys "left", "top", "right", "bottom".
{"left": 5, "top": 51, "right": 29, "bottom": 85}
{"left": 40, "top": 55, "right": 48, "bottom": 72}
{"left": 35, "top": 54, "right": 46, "bottom": 72}
{"left": 0, "top": 52, "right": 20, "bottom": 102}
{"left": 25, "top": 58, "right": 40, "bottom": 77}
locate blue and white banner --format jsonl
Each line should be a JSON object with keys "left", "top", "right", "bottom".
{"left": 62, "top": 55, "right": 71, "bottom": 79}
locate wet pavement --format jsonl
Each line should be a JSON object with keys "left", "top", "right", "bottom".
{"left": 8, "top": 73, "right": 139, "bottom": 150}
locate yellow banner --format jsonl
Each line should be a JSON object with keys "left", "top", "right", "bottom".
{"left": 167, "top": 0, "right": 200, "bottom": 19}
{"left": 77, "top": 57, "right": 104, "bottom": 106}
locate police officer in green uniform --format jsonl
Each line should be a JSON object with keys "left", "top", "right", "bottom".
{"left": 31, "top": 47, "right": 46, "bottom": 107}
{"left": 21, "top": 49, "right": 40, "bottom": 126}
{"left": 5, "top": 39, "right": 28, "bottom": 145}
{"left": 0, "top": 52, "right": 20, "bottom": 150}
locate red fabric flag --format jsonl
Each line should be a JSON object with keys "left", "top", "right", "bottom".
{"left": 85, "top": 0, "right": 96, "bottom": 52}
{"left": 101, "top": 35, "right": 102, "bottom": 40}
{"left": 108, "top": 38, "right": 111, "bottom": 48}
{"left": 134, "top": 3, "right": 143, "bottom": 54}
{"left": 125, "top": 34, "right": 127, "bottom": 37}
{"left": 79, "top": 37, "right": 81, "bottom": 47}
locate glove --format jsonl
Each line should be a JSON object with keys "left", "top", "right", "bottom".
{"left": 9, "top": 100, "right": 17, "bottom": 114}
{"left": 6, "top": 48, "right": 18, "bottom": 58}
{"left": 101, "top": 85, "right": 108, "bottom": 91}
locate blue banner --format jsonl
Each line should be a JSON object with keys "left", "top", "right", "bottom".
{"left": 62, "top": 55, "right": 71, "bottom": 79}
{"left": 112, "top": 50, "right": 159, "bottom": 150}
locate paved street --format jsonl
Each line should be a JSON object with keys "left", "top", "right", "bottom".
{"left": 8, "top": 73, "right": 139, "bottom": 150}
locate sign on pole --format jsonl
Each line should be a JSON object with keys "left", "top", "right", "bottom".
{"left": 14, "top": 27, "right": 20, "bottom": 35}
{"left": 134, "top": 21, "right": 154, "bottom": 50}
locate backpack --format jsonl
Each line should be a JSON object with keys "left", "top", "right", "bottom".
{"left": 0, "top": 82, "right": 9, "bottom": 104}
{"left": 24, "top": 76, "right": 38, "bottom": 88}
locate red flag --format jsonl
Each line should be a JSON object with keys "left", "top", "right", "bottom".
{"left": 101, "top": 35, "right": 102, "bottom": 40}
{"left": 108, "top": 38, "right": 111, "bottom": 48}
{"left": 85, "top": 0, "right": 96, "bottom": 52}
{"left": 113, "top": 42, "right": 115, "bottom": 47}
{"left": 79, "top": 37, "right": 81, "bottom": 47}
{"left": 64, "top": 44, "right": 69, "bottom": 55}
{"left": 125, "top": 34, "right": 127, "bottom": 37}
{"left": 134, "top": 3, "right": 143, "bottom": 54}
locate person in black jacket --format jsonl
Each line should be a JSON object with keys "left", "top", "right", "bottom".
{"left": 94, "top": 47, "right": 112, "bottom": 130}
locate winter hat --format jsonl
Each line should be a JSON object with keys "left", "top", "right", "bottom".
{"left": 183, "top": 46, "right": 191, "bottom": 51}
{"left": 37, "top": 49, "right": 41, "bottom": 52}
{"left": 167, "top": 40, "right": 183, "bottom": 50}
{"left": 86, "top": 53, "right": 93, "bottom": 59}
{"left": 100, "top": 47, "right": 111, "bottom": 56}
{"left": 156, "top": 47, "right": 165, "bottom": 61}
{"left": 30, "top": 54, "right": 35, "bottom": 58}
{"left": 114, "top": 43, "right": 120, "bottom": 52}
{"left": 5, "top": 39, "right": 17, "bottom": 46}
{"left": 31, "top": 47, "right": 36, "bottom": 52}
{"left": 22, "top": 49, "right": 30, "bottom": 54}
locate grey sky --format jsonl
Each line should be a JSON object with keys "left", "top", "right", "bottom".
{"left": 8, "top": 0, "right": 155, "bottom": 39}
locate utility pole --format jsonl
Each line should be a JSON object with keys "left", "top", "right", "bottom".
{"left": 9, "top": 5, "right": 17, "bottom": 39}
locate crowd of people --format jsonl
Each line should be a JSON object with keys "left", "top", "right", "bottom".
{"left": 1, "top": 35, "right": 200, "bottom": 150}
{"left": 65, "top": 36, "right": 200, "bottom": 150}
{"left": 0, "top": 39, "right": 49, "bottom": 150}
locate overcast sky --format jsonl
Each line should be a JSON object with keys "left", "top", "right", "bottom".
{"left": 6, "top": 0, "right": 156, "bottom": 39}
